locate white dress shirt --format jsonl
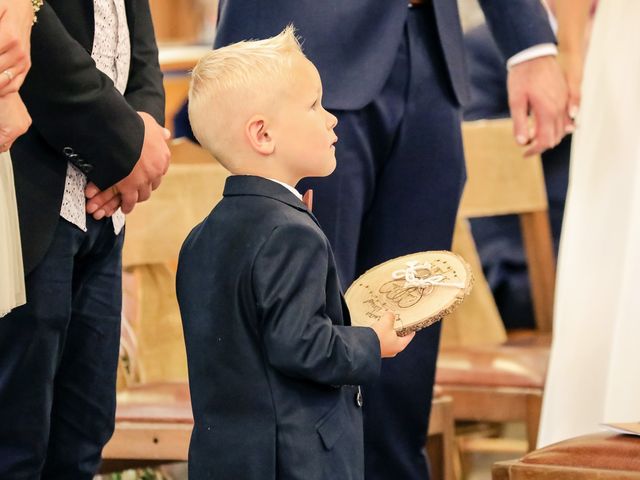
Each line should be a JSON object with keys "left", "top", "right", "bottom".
{"left": 506, "top": 1, "right": 559, "bottom": 69}
{"left": 266, "top": 178, "right": 303, "bottom": 201}
{"left": 60, "top": 0, "right": 130, "bottom": 234}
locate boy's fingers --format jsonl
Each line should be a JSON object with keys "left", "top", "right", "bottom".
{"left": 381, "top": 311, "right": 396, "bottom": 324}
{"left": 399, "top": 331, "right": 416, "bottom": 349}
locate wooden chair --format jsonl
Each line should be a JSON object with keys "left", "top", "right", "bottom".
{"left": 493, "top": 433, "right": 640, "bottom": 480}
{"left": 435, "top": 118, "right": 556, "bottom": 453}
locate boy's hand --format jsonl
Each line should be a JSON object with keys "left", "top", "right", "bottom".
{"left": 371, "top": 311, "right": 415, "bottom": 358}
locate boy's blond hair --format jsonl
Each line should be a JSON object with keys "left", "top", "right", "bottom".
{"left": 188, "top": 26, "right": 303, "bottom": 167}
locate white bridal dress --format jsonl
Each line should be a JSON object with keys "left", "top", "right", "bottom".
{"left": 538, "top": 0, "right": 640, "bottom": 447}
{"left": 0, "top": 152, "right": 25, "bottom": 317}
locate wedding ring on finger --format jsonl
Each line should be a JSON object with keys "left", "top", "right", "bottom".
{"left": 111, "top": 185, "right": 120, "bottom": 196}
{"left": 2, "top": 69, "right": 14, "bottom": 82}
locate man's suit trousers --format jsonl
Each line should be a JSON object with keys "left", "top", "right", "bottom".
{"left": 298, "top": 6, "right": 466, "bottom": 480}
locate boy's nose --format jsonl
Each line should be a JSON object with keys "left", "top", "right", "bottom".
{"left": 327, "top": 112, "right": 338, "bottom": 129}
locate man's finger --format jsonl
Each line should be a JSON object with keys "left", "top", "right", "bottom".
{"left": 530, "top": 104, "right": 557, "bottom": 154}
{"left": 85, "top": 182, "right": 101, "bottom": 199}
{"left": 137, "top": 183, "right": 152, "bottom": 203}
{"left": 86, "top": 188, "right": 118, "bottom": 214}
{"left": 523, "top": 139, "right": 540, "bottom": 157}
{"left": 120, "top": 191, "right": 138, "bottom": 214}
{"left": 509, "top": 95, "right": 530, "bottom": 146}
{"left": 151, "top": 176, "right": 162, "bottom": 191}
{"left": 93, "top": 195, "right": 122, "bottom": 219}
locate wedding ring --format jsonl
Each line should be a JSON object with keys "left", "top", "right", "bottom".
{"left": 2, "top": 69, "right": 13, "bottom": 82}
{"left": 111, "top": 185, "right": 120, "bottom": 196}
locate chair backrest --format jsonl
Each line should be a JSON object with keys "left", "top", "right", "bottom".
{"left": 459, "top": 119, "right": 556, "bottom": 333}
{"left": 118, "top": 139, "right": 229, "bottom": 386}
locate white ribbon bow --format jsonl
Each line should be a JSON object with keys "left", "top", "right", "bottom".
{"left": 391, "top": 261, "right": 464, "bottom": 289}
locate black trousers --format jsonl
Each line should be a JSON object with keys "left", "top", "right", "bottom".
{"left": 0, "top": 216, "right": 123, "bottom": 479}
{"left": 298, "top": 6, "right": 466, "bottom": 480}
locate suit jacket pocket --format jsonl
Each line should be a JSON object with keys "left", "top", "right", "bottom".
{"left": 316, "top": 403, "right": 348, "bottom": 451}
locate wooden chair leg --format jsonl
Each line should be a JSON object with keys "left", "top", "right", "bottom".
{"left": 427, "top": 396, "right": 459, "bottom": 480}
{"left": 525, "top": 393, "right": 542, "bottom": 451}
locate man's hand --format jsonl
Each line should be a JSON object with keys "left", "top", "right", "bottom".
{"left": 507, "top": 55, "right": 571, "bottom": 156}
{"left": 86, "top": 111, "right": 170, "bottom": 219}
{"left": 0, "top": 0, "right": 33, "bottom": 96}
{"left": 0, "top": 92, "right": 31, "bottom": 151}
{"left": 371, "top": 311, "right": 415, "bottom": 358}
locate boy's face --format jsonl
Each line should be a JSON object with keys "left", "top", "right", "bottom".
{"left": 270, "top": 54, "right": 338, "bottom": 182}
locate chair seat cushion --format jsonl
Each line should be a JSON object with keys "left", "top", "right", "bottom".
{"left": 521, "top": 433, "right": 640, "bottom": 471}
{"left": 116, "top": 381, "right": 193, "bottom": 424}
{"left": 435, "top": 344, "right": 549, "bottom": 389}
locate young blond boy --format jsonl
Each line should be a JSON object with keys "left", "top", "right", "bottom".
{"left": 177, "top": 27, "right": 413, "bottom": 480}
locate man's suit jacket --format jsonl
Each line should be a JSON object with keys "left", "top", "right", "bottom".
{"left": 176, "top": 176, "right": 381, "bottom": 480}
{"left": 215, "top": 0, "right": 555, "bottom": 110}
{"left": 11, "top": 0, "right": 165, "bottom": 274}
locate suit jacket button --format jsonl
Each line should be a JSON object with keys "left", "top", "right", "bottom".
{"left": 355, "top": 388, "right": 363, "bottom": 408}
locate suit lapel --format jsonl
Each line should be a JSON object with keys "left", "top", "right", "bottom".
{"left": 223, "top": 175, "right": 321, "bottom": 227}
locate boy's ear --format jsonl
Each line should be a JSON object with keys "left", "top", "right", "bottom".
{"left": 245, "top": 115, "right": 275, "bottom": 155}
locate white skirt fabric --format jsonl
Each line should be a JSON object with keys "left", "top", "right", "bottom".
{"left": 0, "top": 152, "right": 25, "bottom": 317}
{"left": 538, "top": 0, "right": 640, "bottom": 447}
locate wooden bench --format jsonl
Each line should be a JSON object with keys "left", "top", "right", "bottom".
{"left": 493, "top": 432, "right": 640, "bottom": 479}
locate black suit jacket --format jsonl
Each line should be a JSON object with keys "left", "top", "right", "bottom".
{"left": 177, "top": 176, "right": 381, "bottom": 480}
{"left": 215, "top": 0, "right": 555, "bottom": 109}
{"left": 11, "top": 0, "right": 164, "bottom": 274}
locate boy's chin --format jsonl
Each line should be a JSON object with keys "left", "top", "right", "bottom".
{"left": 301, "top": 155, "right": 337, "bottom": 179}
{"left": 320, "top": 157, "right": 337, "bottom": 176}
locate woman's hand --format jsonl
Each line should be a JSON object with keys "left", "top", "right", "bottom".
{"left": 0, "top": 93, "right": 31, "bottom": 152}
{"left": 0, "top": 0, "right": 34, "bottom": 96}
{"left": 558, "top": 48, "right": 585, "bottom": 120}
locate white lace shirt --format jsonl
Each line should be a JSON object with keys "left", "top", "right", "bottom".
{"left": 59, "top": 0, "right": 130, "bottom": 234}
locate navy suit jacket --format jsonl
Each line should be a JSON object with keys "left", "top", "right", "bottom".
{"left": 215, "top": 0, "right": 555, "bottom": 109}
{"left": 177, "top": 176, "right": 381, "bottom": 479}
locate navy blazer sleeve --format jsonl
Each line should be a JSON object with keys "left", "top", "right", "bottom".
{"left": 19, "top": 3, "right": 155, "bottom": 190}
{"left": 253, "top": 223, "right": 381, "bottom": 386}
{"left": 479, "top": 0, "right": 556, "bottom": 61}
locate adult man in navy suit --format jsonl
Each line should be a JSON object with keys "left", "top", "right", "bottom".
{"left": 214, "top": 1, "right": 570, "bottom": 478}
{"left": 0, "top": 1, "right": 168, "bottom": 477}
